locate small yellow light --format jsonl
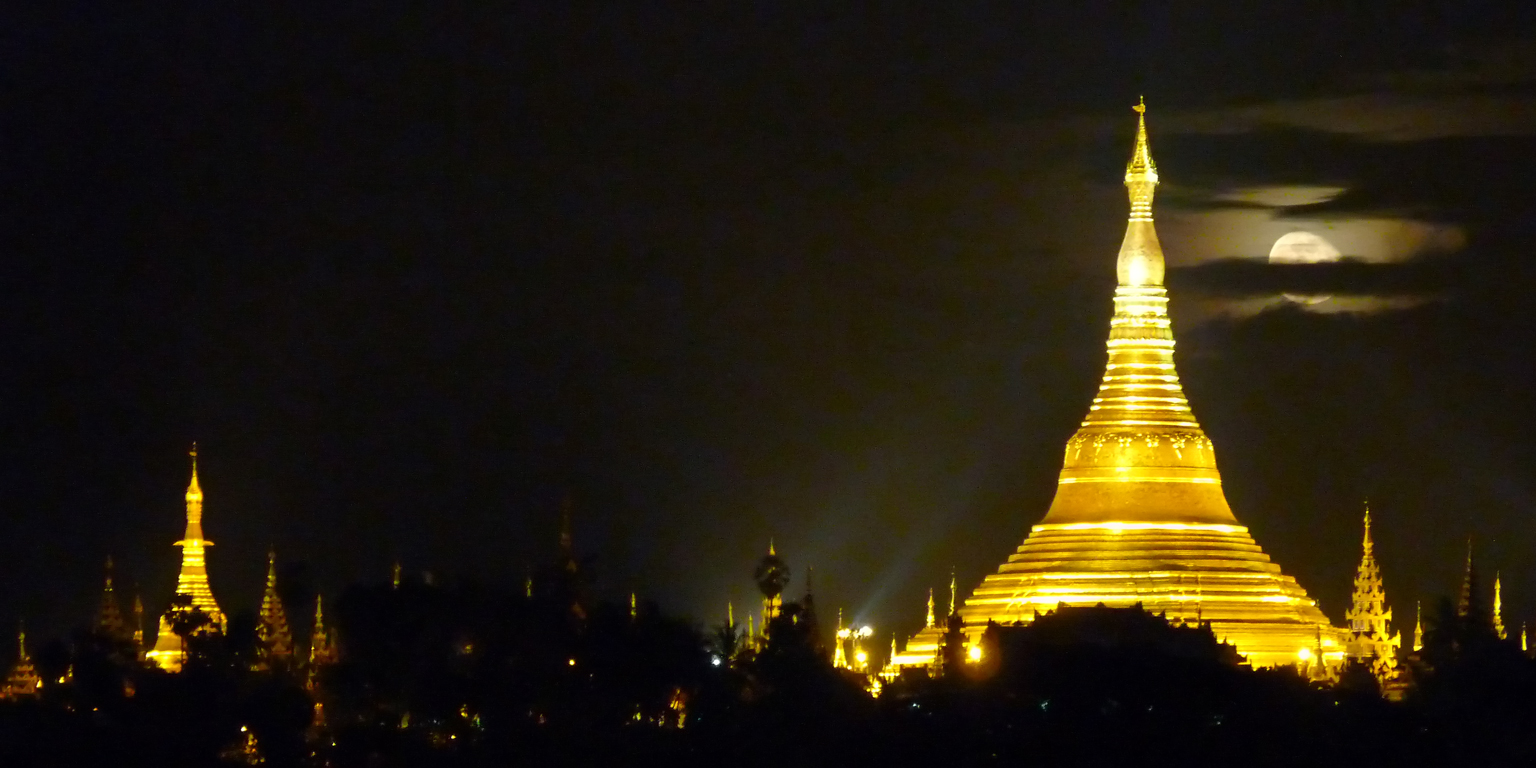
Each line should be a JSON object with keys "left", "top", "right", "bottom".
{"left": 567, "top": 658, "right": 575, "bottom": 667}
{"left": 855, "top": 651, "right": 868, "bottom": 664}
{"left": 1297, "top": 647, "right": 1312, "bottom": 661}
{"left": 967, "top": 645, "right": 983, "bottom": 662}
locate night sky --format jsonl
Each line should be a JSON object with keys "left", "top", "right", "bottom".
{"left": 4, "top": 2, "right": 1536, "bottom": 645}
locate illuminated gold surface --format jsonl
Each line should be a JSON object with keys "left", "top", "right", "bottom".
{"left": 148, "top": 446, "right": 227, "bottom": 671}
{"left": 1, "top": 626, "right": 40, "bottom": 699}
{"left": 1344, "top": 506, "right": 1399, "bottom": 683}
{"left": 258, "top": 550, "right": 294, "bottom": 662}
{"left": 898, "top": 103, "right": 1342, "bottom": 670}
{"left": 1494, "top": 573, "right": 1506, "bottom": 640}
{"left": 308, "top": 594, "right": 337, "bottom": 689}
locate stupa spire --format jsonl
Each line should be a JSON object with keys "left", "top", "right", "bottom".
{"left": 1344, "top": 503, "right": 1398, "bottom": 684}
{"left": 1046, "top": 98, "right": 1225, "bottom": 524}
{"left": 148, "top": 444, "right": 227, "bottom": 670}
{"left": 132, "top": 592, "right": 144, "bottom": 650}
{"left": 96, "top": 555, "right": 128, "bottom": 641}
{"left": 2, "top": 623, "right": 40, "bottom": 699}
{"left": 925, "top": 588, "right": 935, "bottom": 628}
{"left": 1494, "top": 572, "right": 1506, "bottom": 640}
{"left": 1458, "top": 537, "right": 1480, "bottom": 620}
{"left": 257, "top": 550, "right": 294, "bottom": 665}
{"left": 307, "top": 594, "right": 337, "bottom": 691}
{"left": 1413, "top": 601, "right": 1423, "bottom": 652}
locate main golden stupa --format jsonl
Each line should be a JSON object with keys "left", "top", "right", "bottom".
{"left": 897, "top": 102, "right": 1343, "bottom": 670}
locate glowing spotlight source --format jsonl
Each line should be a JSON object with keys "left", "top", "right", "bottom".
{"left": 967, "top": 645, "right": 983, "bottom": 662}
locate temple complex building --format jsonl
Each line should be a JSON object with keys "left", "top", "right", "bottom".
{"left": 894, "top": 102, "right": 1344, "bottom": 670}
{"left": 147, "top": 445, "right": 227, "bottom": 671}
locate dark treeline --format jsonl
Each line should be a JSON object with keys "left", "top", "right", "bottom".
{"left": 3, "top": 557, "right": 1536, "bottom": 767}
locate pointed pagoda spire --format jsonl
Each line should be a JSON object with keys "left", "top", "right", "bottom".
{"left": 148, "top": 443, "right": 227, "bottom": 671}
{"left": 1308, "top": 627, "right": 1333, "bottom": 683}
{"left": 186, "top": 442, "right": 203, "bottom": 505}
{"left": 1494, "top": 572, "right": 1506, "bottom": 640}
{"left": 948, "top": 569, "right": 957, "bottom": 617}
{"left": 1119, "top": 96, "right": 1163, "bottom": 285}
{"left": 768, "top": 537, "right": 776, "bottom": 557}
{"left": 727, "top": 601, "right": 735, "bottom": 628}
{"left": 2, "top": 622, "right": 40, "bottom": 699}
{"left": 132, "top": 592, "right": 144, "bottom": 651}
{"left": 1344, "top": 503, "right": 1398, "bottom": 684}
{"left": 1413, "top": 600, "right": 1424, "bottom": 652}
{"left": 307, "top": 594, "right": 337, "bottom": 691}
{"left": 1458, "top": 537, "right": 1483, "bottom": 621}
{"left": 832, "top": 609, "right": 849, "bottom": 669}
{"left": 1523, "top": 623, "right": 1529, "bottom": 654}
{"left": 96, "top": 555, "right": 128, "bottom": 641}
{"left": 925, "top": 587, "right": 935, "bottom": 628}
{"left": 257, "top": 549, "right": 294, "bottom": 664}
{"left": 1041, "top": 98, "right": 1231, "bottom": 523}
{"left": 629, "top": 592, "right": 637, "bottom": 622}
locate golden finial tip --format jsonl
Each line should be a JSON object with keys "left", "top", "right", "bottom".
{"left": 1134, "top": 96, "right": 1146, "bottom": 114}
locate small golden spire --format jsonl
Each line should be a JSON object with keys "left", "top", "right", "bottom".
{"left": 768, "top": 538, "right": 776, "bottom": 557}
{"left": 727, "top": 601, "right": 734, "bottom": 627}
{"left": 1125, "top": 96, "right": 1158, "bottom": 186}
{"left": 1362, "top": 502, "right": 1373, "bottom": 551}
{"left": 1413, "top": 600, "right": 1423, "bottom": 652}
{"left": 1495, "top": 572, "right": 1506, "bottom": 640}
{"left": 949, "top": 569, "right": 957, "bottom": 617}
{"left": 925, "top": 587, "right": 935, "bottom": 628}
{"left": 185, "top": 443, "right": 203, "bottom": 505}
{"left": 1458, "top": 537, "right": 1476, "bottom": 618}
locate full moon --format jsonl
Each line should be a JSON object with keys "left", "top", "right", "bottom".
{"left": 1268, "top": 231, "right": 1341, "bottom": 304}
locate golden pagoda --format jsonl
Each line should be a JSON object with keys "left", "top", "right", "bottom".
{"left": 257, "top": 550, "right": 295, "bottom": 667}
{"left": 895, "top": 102, "right": 1343, "bottom": 670}
{"left": 1344, "top": 505, "right": 1399, "bottom": 684}
{"left": 148, "top": 445, "right": 227, "bottom": 671}
{"left": 2, "top": 624, "right": 40, "bottom": 699}
{"left": 306, "top": 595, "right": 338, "bottom": 691}
{"left": 95, "top": 556, "right": 130, "bottom": 642}
{"left": 1494, "top": 572, "right": 1507, "bottom": 640}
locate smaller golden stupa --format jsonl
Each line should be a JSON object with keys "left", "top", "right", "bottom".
{"left": 147, "top": 445, "right": 227, "bottom": 671}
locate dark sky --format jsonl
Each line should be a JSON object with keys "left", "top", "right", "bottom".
{"left": 4, "top": 2, "right": 1536, "bottom": 644}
